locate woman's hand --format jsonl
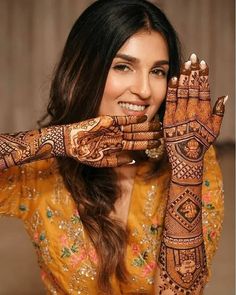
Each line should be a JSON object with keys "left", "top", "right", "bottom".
{"left": 64, "top": 115, "right": 162, "bottom": 167}
{"left": 163, "top": 53, "right": 227, "bottom": 185}
{"left": 155, "top": 54, "right": 227, "bottom": 293}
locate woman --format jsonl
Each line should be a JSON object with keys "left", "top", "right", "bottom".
{"left": 0, "top": 0, "right": 226, "bottom": 294}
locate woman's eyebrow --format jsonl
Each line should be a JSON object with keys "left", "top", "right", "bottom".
{"left": 115, "top": 53, "right": 169, "bottom": 66}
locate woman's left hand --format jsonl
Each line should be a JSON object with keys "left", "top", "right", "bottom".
{"left": 163, "top": 53, "right": 227, "bottom": 185}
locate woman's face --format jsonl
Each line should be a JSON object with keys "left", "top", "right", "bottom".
{"left": 98, "top": 30, "right": 169, "bottom": 121}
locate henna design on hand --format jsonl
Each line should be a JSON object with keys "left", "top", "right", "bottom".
{"left": 0, "top": 115, "right": 162, "bottom": 170}
{"left": 155, "top": 54, "right": 226, "bottom": 294}
{"left": 164, "top": 56, "right": 225, "bottom": 186}
{"left": 64, "top": 115, "right": 162, "bottom": 168}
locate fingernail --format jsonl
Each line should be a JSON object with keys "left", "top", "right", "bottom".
{"left": 223, "top": 95, "right": 229, "bottom": 105}
{"left": 200, "top": 60, "right": 206, "bottom": 70}
{"left": 172, "top": 76, "right": 178, "bottom": 84}
{"left": 185, "top": 61, "right": 191, "bottom": 69}
{"left": 138, "top": 115, "right": 148, "bottom": 123}
{"left": 190, "top": 53, "right": 197, "bottom": 63}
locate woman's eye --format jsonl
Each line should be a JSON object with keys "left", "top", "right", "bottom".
{"left": 152, "top": 68, "right": 167, "bottom": 77}
{"left": 113, "top": 64, "right": 130, "bottom": 72}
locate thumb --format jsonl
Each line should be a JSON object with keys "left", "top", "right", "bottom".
{"left": 117, "top": 152, "right": 135, "bottom": 167}
{"left": 212, "top": 95, "right": 228, "bottom": 135}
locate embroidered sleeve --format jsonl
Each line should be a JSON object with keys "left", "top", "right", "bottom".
{"left": 202, "top": 145, "right": 224, "bottom": 280}
{"left": 0, "top": 165, "right": 25, "bottom": 218}
{"left": 0, "top": 160, "right": 54, "bottom": 220}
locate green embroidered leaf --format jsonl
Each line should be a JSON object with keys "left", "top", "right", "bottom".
{"left": 39, "top": 233, "right": 46, "bottom": 241}
{"left": 46, "top": 210, "right": 53, "bottom": 218}
{"left": 204, "top": 180, "right": 210, "bottom": 187}
{"left": 206, "top": 204, "right": 215, "bottom": 210}
{"left": 142, "top": 251, "right": 148, "bottom": 261}
{"left": 207, "top": 232, "right": 212, "bottom": 242}
{"left": 150, "top": 224, "right": 158, "bottom": 234}
{"left": 71, "top": 215, "right": 81, "bottom": 224}
{"left": 61, "top": 247, "right": 71, "bottom": 258}
{"left": 132, "top": 258, "right": 145, "bottom": 267}
{"left": 19, "top": 204, "right": 27, "bottom": 211}
{"left": 71, "top": 244, "right": 78, "bottom": 253}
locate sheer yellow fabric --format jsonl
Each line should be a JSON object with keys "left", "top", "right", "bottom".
{"left": 0, "top": 146, "right": 224, "bottom": 294}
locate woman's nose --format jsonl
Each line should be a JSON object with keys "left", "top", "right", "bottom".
{"left": 130, "top": 73, "right": 151, "bottom": 99}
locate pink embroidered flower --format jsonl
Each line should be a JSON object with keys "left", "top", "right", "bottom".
{"left": 142, "top": 261, "right": 157, "bottom": 277}
{"left": 210, "top": 231, "right": 217, "bottom": 240}
{"left": 70, "top": 254, "right": 82, "bottom": 268}
{"left": 60, "top": 234, "right": 69, "bottom": 247}
{"left": 203, "top": 226, "right": 208, "bottom": 235}
{"left": 202, "top": 193, "right": 211, "bottom": 204}
{"left": 131, "top": 243, "right": 140, "bottom": 255}
{"left": 78, "top": 249, "right": 86, "bottom": 261}
{"left": 33, "top": 232, "right": 39, "bottom": 243}
{"left": 88, "top": 248, "right": 98, "bottom": 264}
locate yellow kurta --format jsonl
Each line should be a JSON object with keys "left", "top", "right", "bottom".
{"left": 0, "top": 146, "right": 224, "bottom": 294}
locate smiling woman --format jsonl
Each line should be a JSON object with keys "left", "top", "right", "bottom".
{"left": 99, "top": 31, "right": 169, "bottom": 119}
{"left": 0, "top": 0, "right": 226, "bottom": 294}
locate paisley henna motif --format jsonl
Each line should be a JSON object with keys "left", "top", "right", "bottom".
{"left": 64, "top": 115, "right": 162, "bottom": 167}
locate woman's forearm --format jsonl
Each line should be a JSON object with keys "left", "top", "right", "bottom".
{"left": 155, "top": 178, "right": 207, "bottom": 294}
{"left": 0, "top": 126, "right": 66, "bottom": 169}
{"left": 0, "top": 115, "right": 162, "bottom": 170}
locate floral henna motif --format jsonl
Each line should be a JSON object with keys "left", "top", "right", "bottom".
{"left": 64, "top": 115, "right": 162, "bottom": 168}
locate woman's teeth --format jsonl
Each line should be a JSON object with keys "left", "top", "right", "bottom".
{"left": 119, "top": 102, "right": 146, "bottom": 111}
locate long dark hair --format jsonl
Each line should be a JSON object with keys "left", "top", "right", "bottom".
{"left": 39, "top": 0, "right": 181, "bottom": 293}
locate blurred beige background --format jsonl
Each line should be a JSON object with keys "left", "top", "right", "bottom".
{"left": 0, "top": 0, "right": 234, "bottom": 294}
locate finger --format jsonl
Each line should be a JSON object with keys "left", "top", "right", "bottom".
{"left": 187, "top": 53, "right": 200, "bottom": 119}
{"left": 212, "top": 96, "right": 227, "bottom": 135}
{"left": 163, "top": 77, "right": 178, "bottom": 126}
{"left": 117, "top": 152, "right": 136, "bottom": 167}
{"left": 175, "top": 61, "right": 191, "bottom": 122}
{"left": 122, "top": 121, "right": 161, "bottom": 133}
{"left": 123, "top": 131, "right": 163, "bottom": 141}
{"left": 112, "top": 115, "right": 147, "bottom": 126}
{"left": 100, "top": 154, "right": 119, "bottom": 167}
{"left": 122, "top": 139, "right": 161, "bottom": 151}
{"left": 198, "top": 60, "right": 211, "bottom": 124}
{"left": 99, "top": 153, "right": 136, "bottom": 167}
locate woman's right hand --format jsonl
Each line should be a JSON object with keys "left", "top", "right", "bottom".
{"left": 64, "top": 115, "right": 162, "bottom": 167}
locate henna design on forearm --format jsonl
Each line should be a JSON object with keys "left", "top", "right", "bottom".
{"left": 0, "top": 126, "right": 66, "bottom": 169}
{"left": 158, "top": 185, "right": 207, "bottom": 295}
{"left": 155, "top": 54, "right": 226, "bottom": 294}
{"left": 0, "top": 115, "right": 162, "bottom": 170}
{"left": 159, "top": 234, "right": 207, "bottom": 294}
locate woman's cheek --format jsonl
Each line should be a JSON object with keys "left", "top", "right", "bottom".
{"left": 105, "top": 77, "right": 126, "bottom": 98}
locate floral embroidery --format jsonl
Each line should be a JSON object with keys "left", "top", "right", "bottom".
{"left": 0, "top": 147, "right": 224, "bottom": 293}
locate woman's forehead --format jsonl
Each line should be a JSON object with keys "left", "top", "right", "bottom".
{"left": 115, "top": 30, "right": 169, "bottom": 62}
